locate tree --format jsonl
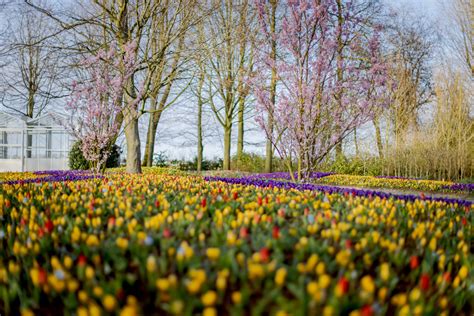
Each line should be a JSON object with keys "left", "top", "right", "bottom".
{"left": 251, "top": 0, "right": 387, "bottom": 181}
{"left": 141, "top": 0, "right": 200, "bottom": 167}
{"left": 443, "top": 0, "right": 473, "bottom": 77}
{"left": 65, "top": 42, "right": 141, "bottom": 173}
{"left": 205, "top": 0, "right": 255, "bottom": 170}
{"left": 0, "top": 3, "right": 63, "bottom": 118}
{"left": 254, "top": 0, "right": 280, "bottom": 172}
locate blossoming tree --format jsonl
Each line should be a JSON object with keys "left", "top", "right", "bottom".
{"left": 251, "top": 0, "right": 388, "bottom": 181}
{"left": 65, "top": 41, "right": 141, "bottom": 173}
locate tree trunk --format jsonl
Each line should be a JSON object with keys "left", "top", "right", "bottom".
{"left": 265, "top": 0, "right": 277, "bottom": 173}
{"left": 334, "top": 0, "right": 344, "bottom": 160}
{"left": 124, "top": 112, "right": 142, "bottom": 174}
{"left": 197, "top": 70, "right": 205, "bottom": 172}
{"left": 197, "top": 102, "right": 203, "bottom": 172}
{"left": 373, "top": 118, "right": 384, "bottom": 159}
{"left": 354, "top": 128, "right": 359, "bottom": 157}
{"left": 223, "top": 125, "right": 232, "bottom": 170}
{"left": 237, "top": 96, "right": 244, "bottom": 161}
{"left": 142, "top": 104, "right": 164, "bottom": 167}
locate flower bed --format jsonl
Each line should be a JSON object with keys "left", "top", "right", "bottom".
{"left": 315, "top": 174, "right": 473, "bottom": 194}
{"left": 0, "top": 171, "right": 472, "bottom": 315}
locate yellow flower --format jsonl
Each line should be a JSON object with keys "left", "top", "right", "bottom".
{"left": 86, "top": 235, "right": 100, "bottom": 247}
{"left": 307, "top": 281, "right": 319, "bottom": 295}
{"left": 458, "top": 266, "right": 468, "bottom": 279}
{"left": 380, "top": 263, "right": 390, "bottom": 281}
{"left": 439, "top": 296, "right": 448, "bottom": 309}
{"left": 216, "top": 276, "right": 226, "bottom": 290}
{"left": 156, "top": 278, "right": 170, "bottom": 291}
{"left": 391, "top": 293, "right": 407, "bottom": 306}
{"left": 146, "top": 256, "right": 156, "bottom": 273}
{"left": 93, "top": 286, "right": 104, "bottom": 297}
{"left": 206, "top": 248, "right": 220, "bottom": 261}
{"left": 316, "top": 262, "right": 325, "bottom": 275}
{"left": 232, "top": 291, "right": 242, "bottom": 304}
{"left": 201, "top": 290, "right": 217, "bottom": 306}
{"left": 77, "top": 307, "right": 88, "bottom": 316}
{"left": 248, "top": 263, "right": 265, "bottom": 279}
{"left": 186, "top": 279, "right": 202, "bottom": 294}
{"left": 170, "top": 300, "right": 184, "bottom": 314}
{"left": 409, "top": 288, "right": 421, "bottom": 302}
{"left": 30, "top": 268, "right": 39, "bottom": 286}
{"left": 21, "top": 308, "right": 34, "bottom": 316}
{"left": 318, "top": 274, "right": 331, "bottom": 289}
{"left": 360, "top": 275, "right": 375, "bottom": 293}
{"left": 120, "top": 305, "right": 138, "bottom": 316}
{"left": 275, "top": 267, "right": 287, "bottom": 287}
{"left": 85, "top": 266, "right": 95, "bottom": 279}
{"left": 116, "top": 237, "right": 129, "bottom": 250}
{"left": 103, "top": 294, "right": 117, "bottom": 312}
{"left": 203, "top": 307, "right": 217, "bottom": 316}
{"left": 64, "top": 256, "right": 73, "bottom": 269}
{"left": 78, "top": 290, "right": 88, "bottom": 303}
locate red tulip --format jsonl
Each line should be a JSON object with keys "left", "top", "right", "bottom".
{"left": 361, "top": 305, "right": 373, "bottom": 316}
{"left": 265, "top": 196, "right": 269, "bottom": 204}
{"left": 410, "top": 256, "right": 419, "bottom": 269}
{"left": 260, "top": 247, "right": 270, "bottom": 262}
{"left": 233, "top": 192, "right": 238, "bottom": 200}
{"left": 201, "top": 198, "right": 207, "bottom": 208}
{"left": 266, "top": 216, "right": 273, "bottom": 223}
{"left": 163, "top": 228, "right": 171, "bottom": 238}
{"left": 304, "top": 208, "right": 309, "bottom": 215}
{"left": 240, "top": 227, "right": 249, "bottom": 239}
{"left": 345, "top": 239, "right": 352, "bottom": 249}
{"left": 38, "top": 267, "right": 47, "bottom": 285}
{"left": 338, "top": 277, "right": 350, "bottom": 294}
{"left": 5, "top": 200, "right": 11, "bottom": 208}
{"left": 272, "top": 226, "right": 280, "bottom": 239}
{"left": 461, "top": 217, "right": 467, "bottom": 226}
{"left": 20, "top": 218, "right": 26, "bottom": 226}
{"left": 278, "top": 208, "right": 285, "bottom": 218}
{"left": 77, "top": 254, "right": 87, "bottom": 266}
{"left": 154, "top": 200, "right": 160, "bottom": 208}
{"left": 443, "top": 272, "right": 451, "bottom": 283}
{"left": 420, "top": 274, "right": 430, "bottom": 291}
{"left": 108, "top": 216, "right": 115, "bottom": 227}
{"left": 45, "top": 219, "right": 54, "bottom": 233}
{"left": 257, "top": 196, "right": 263, "bottom": 206}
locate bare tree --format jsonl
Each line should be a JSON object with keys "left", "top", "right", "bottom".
{"left": 443, "top": 0, "right": 473, "bottom": 77}
{"left": 141, "top": 0, "right": 204, "bottom": 167}
{"left": 0, "top": 3, "right": 63, "bottom": 118}
{"left": 204, "top": 0, "right": 255, "bottom": 170}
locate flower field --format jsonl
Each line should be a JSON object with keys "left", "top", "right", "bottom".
{"left": 315, "top": 175, "right": 473, "bottom": 194}
{"left": 0, "top": 169, "right": 472, "bottom": 315}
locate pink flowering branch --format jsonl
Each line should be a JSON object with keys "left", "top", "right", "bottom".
{"left": 250, "top": 0, "right": 388, "bottom": 181}
{"left": 64, "top": 41, "right": 142, "bottom": 174}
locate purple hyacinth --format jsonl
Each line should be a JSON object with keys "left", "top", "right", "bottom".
{"left": 2, "top": 170, "right": 102, "bottom": 185}
{"left": 204, "top": 176, "right": 472, "bottom": 207}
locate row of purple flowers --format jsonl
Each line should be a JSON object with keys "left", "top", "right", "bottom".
{"left": 239, "top": 172, "right": 473, "bottom": 193}
{"left": 1, "top": 170, "right": 101, "bottom": 185}
{"left": 204, "top": 176, "right": 473, "bottom": 207}
{"left": 241, "top": 171, "right": 334, "bottom": 181}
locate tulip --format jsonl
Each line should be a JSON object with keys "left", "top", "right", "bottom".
{"left": 410, "top": 256, "right": 419, "bottom": 269}
{"left": 420, "top": 274, "right": 430, "bottom": 291}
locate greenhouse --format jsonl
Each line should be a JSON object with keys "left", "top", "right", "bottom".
{"left": 0, "top": 111, "right": 73, "bottom": 172}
